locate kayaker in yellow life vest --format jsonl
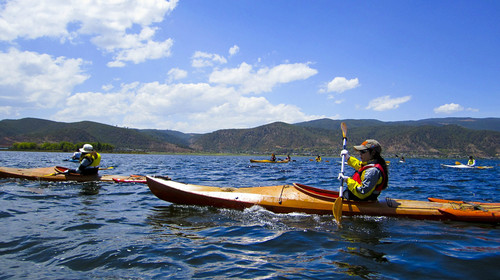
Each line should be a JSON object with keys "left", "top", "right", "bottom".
{"left": 337, "top": 139, "right": 388, "bottom": 201}
{"left": 467, "top": 156, "right": 476, "bottom": 167}
{"left": 65, "top": 144, "right": 101, "bottom": 175}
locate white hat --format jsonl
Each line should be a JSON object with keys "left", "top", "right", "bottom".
{"left": 79, "top": 144, "right": 94, "bottom": 153}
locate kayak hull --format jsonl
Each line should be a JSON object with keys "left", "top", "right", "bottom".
{"left": 250, "top": 159, "right": 290, "bottom": 163}
{"left": 441, "top": 164, "right": 493, "bottom": 169}
{"left": 0, "top": 166, "right": 147, "bottom": 183}
{"left": 146, "top": 177, "right": 499, "bottom": 223}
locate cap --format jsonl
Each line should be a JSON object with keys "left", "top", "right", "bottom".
{"left": 79, "top": 144, "right": 94, "bottom": 153}
{"left": 354, "top": 139, "right": 382, "bottom": 153}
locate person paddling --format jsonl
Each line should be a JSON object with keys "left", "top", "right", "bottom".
{"left": 270, "top": 153, "right": 276, "bottom": 162}
{"left": 65, "top": 144, "right": 101, "bottom": 175}
{"left": 337, "top": 139, "right": 388, "bottom": 201}
{"left": 467, "top": 156, "right": 476, "bottom": 167}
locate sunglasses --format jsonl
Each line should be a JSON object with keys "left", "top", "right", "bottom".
{"left": 359, "top": 149, "right": 369, "bottom": 154}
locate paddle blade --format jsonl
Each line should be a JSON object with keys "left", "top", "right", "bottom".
{"left": 332, "top": 197, "right": 343, "bottom": 224}
{"left": 99, "top": 166, "right": 114, "bottom": 170}
{"left": 341, "top": 122, "right": 347, "bottom": 138}
{"left": 455, "top": 161, "right": 462, "bottom": 165}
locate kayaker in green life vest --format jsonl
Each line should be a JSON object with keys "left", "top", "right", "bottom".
{"left": 467, "top": 156, "right": 476, "bottom": 167}
{"left": 65, "top": 144, "right": 101, "bottom": 175}
{"left": 337, "top": 139, "right": 388, "bottom": 201}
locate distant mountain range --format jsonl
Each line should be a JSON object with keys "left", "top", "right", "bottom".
{"left": 1, "top": 117, "right": 499, "bottom": 158}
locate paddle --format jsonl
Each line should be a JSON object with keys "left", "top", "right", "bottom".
{"left": 99, "top": 166, "right": 114, "bottom": 170}
{"left": 333, "top": 122, "right": 347, "bottom": 224}
{"left": 455, "top": 161, "right": 462, "bottom": 165}
{"left": 43, "top": 166, "right": 69, "bottom": 177}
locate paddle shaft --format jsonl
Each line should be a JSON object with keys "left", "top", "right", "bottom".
{"left": 339, "top": 136, "right": 347, "bottom": 197}
{"left": 333, "top": 122, "right": 347, "bottom": 224}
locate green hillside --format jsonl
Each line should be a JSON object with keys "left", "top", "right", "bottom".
{"left": 1, "top": 117, "right": 499, "bottom": 158}
{"left": 0, "top": 118, "right": 193, "bottom": 153}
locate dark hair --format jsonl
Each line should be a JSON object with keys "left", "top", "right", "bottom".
{"left": 372, "top": 150, "right": 388, "bottom": 189}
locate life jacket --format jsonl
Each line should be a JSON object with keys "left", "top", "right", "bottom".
{"left": 351, "top": 163, "right": 388, "bottom": 194}
{"left": 80, "top": 152, "right": 101, "bottom": 167}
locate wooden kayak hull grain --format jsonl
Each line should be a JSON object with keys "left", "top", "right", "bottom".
{"left": 146, "top": 177, "right": 500, "bottom": 223}
{"left": 0, "top": 166, "right": 146, "bottom": 183}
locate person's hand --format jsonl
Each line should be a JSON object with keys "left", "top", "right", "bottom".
{"left": 337, "top": 173, "right": 349, "bottom": 182}
{"left": 340, "top": 149, "right": 350, "bottom": 160}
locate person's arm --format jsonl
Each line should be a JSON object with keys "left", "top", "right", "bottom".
{"left": 78, "top": 157, "right": 92, "bottom": 171}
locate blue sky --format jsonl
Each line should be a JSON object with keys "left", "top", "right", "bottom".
{"left": 0, "top": 0, "right": 498, "bottom": 133}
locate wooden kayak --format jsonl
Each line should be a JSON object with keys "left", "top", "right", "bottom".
{"left": 146, "top": 177, "right": 500, "bottom": 223}
{"left": 0, "top": 166, "right": 148, "bottom": 183}
{"left": 428, "top": 197, "right": 500, "bottom": 206}
{"left": 250, "top": 159, "right": 290, "bottom": 163}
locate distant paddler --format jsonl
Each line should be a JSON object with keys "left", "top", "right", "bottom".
{"left": 467, "top": 156, "right": 476, "bottom": 167}
{"left": 270, "top": 153, "right": 276, "bottom": 162}
{"left": 63, "top": 144, "right": 101, "bottom": 175}
{"left": 315, "top": 155, "right": 322, "bottom": 162}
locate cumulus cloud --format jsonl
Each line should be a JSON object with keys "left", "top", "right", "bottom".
{"left": 209, "top": 62, "right": 318, "bottom": 94}
{"left": 366, "top": 95, "right": 412, "bottom": 111}
{"left": 433, "top": 103, "right": 464, "bottom": 114}
{"left": 0, "top": 0, "right": 178, "bottom": 66}
{"left": 191, "top": 51, "right": 228, "bottom": 68}
{"left": 0, "top": 48, "right": 89, "bottom": 108}
{"left": 229, "top": 45, "right": 240, "bottom": 56}
{"left": 167, "top": 68, "right": 188, "bottom": 81}
{"left": 324, "top": 77, "right": 360, "bottom": 93}
{"left": 53, "top": 80, "right": 323, "bottom": 133}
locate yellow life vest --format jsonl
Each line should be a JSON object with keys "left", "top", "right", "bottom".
{"left": 80, "top": 152, "right": 101, "bottom": 167}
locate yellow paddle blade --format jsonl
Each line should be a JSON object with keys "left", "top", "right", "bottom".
{"left": 455, "top": 161, "right": 462, "bottom": 165}
{"left": 332, "top": 197, "right": 343, "bottom": 224}
{"left": 341, "top": 122, "right": 347, "bottom": 138}
{"left": 99, "top": 166, "right": 114, "bottom": 170}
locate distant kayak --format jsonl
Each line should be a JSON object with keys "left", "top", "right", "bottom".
{"left": 250, "top": 159, "right": 290, "bottom": 163}
{"left": 441, "top": 164, "right": 493, "bottom": 169}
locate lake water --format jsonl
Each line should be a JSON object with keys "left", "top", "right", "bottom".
{"left": 1, "top": 151, "right": 499, "bottom": 279}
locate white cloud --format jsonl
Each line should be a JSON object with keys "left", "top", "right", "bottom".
{"left": 54, "top": 78, "right": 324, "bottom": 133}
{"left": 0, "top": 48, "right": 89, "bottom": 108}
{"left": 0, "top": 0, "right": 178, "bottom": 66}
{"left": 107, "top": 38, "right": 174, "bottom": 67}
{"left": 366, "top": 95, "right": 412, "bottom": 111}
{"left": 324, "top": 77, "right": 360, "bottom": 93}
{"left": 102, "top": 84, "right": 114, "bottom": 91}
{"left": 209, "top": 62, "right": 318, "bottom": 94}
{"left": 0, "top": 106, "right": 14, "bottom": 115}
{"left": 167, "top": 68, "right": 188, "bottom": 81}
{"left": 434, "top": 103, "right": 464, "bottom": 114}
{"left": 191, "top": 51, "right": 228, "bottom": 68}
{"left": 229, "top": 45, "right": 240, "bottom": 56}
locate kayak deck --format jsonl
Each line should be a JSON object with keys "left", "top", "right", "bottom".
{"left": 0, "top": 166, "right": 148, "bottom": 183}
{"left": 146, "top": 177, "right": 499, "bottom": 223}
